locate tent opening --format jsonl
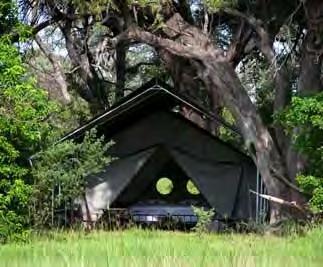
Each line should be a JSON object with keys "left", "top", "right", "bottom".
{"left": 106, "top": 155, "right": 212, "bottom": 229}
{"left": 156, "top": 177, "right": 174, "bottom": 195}
{"left": 186, "top": 179, "right": 200, "bottom": 195}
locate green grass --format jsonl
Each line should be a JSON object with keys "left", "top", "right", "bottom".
{"left": 1, "top": 227, "right": 323, "bottom": 267}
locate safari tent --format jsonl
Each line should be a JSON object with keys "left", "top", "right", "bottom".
{"left": 60, "top": 84, "right": 264, "bottom": 225}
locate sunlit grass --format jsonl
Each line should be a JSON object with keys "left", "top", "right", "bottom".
{"left": 1, "top": 227, "right": 323, "bottom": 267}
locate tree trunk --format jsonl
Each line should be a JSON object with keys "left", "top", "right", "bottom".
{"left": 159, "top": 50, "right": 213, "bottom": 130}
{"left": 160, "top": 19, "right": 223, "bottom": 134}
{"left": 115, "top": 42, "right": 127, "bottom": 101}
{"left": 299, "top": 0, "right": 323, "bottom": 96}
{"left": 34, "top": 36, "right": 71, "bottom": 104}
{"left": 286, "top": 0, "right": 323, "bottom": 180}
{"left": 60, "top": 21, "right": 108, "bottom": 113}
{"left": 199, "top": 60, "right": 305, "bottom": 222}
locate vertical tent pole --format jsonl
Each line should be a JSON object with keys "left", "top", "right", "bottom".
{"left": 256, "top": 168, "right": 260, "bottom": 223}
{"left": 260, "top": 173, "right": 263, "bottom": 223}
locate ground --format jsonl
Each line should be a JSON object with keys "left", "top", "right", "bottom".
{"left": 0, "top": 227, "right": 322, "bottom": 267}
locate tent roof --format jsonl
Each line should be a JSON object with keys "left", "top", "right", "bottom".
{"left": 51, "top": 81, "right": 254, "bottom": 162}
{"left": 59, "top": 81, "right": 240, "bottom": 143}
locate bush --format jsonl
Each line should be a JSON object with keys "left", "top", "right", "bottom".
{"left": 296, "top": 175, "right": 323, "bottom": 213}
{"left": 31, "top": 129, "right": 114, "bottom": 227}
{"left": 0, "top": 210, "right": 31, "bottom": 243}
{"left": 192, "top": 206, "right": 215, "bottom": 235}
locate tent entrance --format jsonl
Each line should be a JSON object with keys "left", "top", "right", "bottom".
{"left": 112, "top": 153, "right": 211, "bottom": 208}
{"left": 108, "top": 150, "right": 211, "bottom": 228}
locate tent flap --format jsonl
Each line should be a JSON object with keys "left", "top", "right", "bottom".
{"left": 169, "top": 149, "right": 242, "bottom": 217}
{"left": 81, "top": 148, "right": 156, "bottom": 221}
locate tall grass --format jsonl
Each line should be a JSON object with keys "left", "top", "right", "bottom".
{"left": 1, "top": 227, "right": 323, "bottom": 267}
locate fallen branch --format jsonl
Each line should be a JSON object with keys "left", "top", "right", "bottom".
{"left": 250, "top": 190, "right": 309, "bottom": 215}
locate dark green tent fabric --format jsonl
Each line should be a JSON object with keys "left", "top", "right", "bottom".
{"left": 80, "top": 148, "right": 156, "bottom": 221}
{"left": 169, "top": 149, "right": 242, "bottom": 217}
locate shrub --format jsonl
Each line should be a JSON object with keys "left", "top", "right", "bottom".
{"left": 192, "top": 206, "right": 215, "bottom": 235}
{"left": 31, "top": 129, "right": 114, "bottom": 227}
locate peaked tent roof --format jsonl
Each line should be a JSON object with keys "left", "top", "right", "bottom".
{"left": 59, "top": 81, "right": 241, "bottom": 143}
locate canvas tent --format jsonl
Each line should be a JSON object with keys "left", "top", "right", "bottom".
{"left": 61, "top": 84, "right": 262, "bottom": 224}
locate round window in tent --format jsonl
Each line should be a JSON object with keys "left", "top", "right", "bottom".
{"left": 186, "top": 180, "right": 200, "bottom": 195}
{"left": 156, "top": 177, "right": 173, "bottom": 195}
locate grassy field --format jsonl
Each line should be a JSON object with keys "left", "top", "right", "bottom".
{"left": 0, "top": 227, "right": 323, "bottom": 267}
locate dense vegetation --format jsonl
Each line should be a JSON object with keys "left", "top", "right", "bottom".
{"left": 0, "top": 37, "right": 55, "bottom": 242}
{"left": 0, "top": 0, "right": 322, "bottom": 248}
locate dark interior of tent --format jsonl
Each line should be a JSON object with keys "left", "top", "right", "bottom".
{"left": 106, "top": 148, "right": 212, "bottom": 229}
{"left": 112, "top": 158, "right": 210, "bottom": 207}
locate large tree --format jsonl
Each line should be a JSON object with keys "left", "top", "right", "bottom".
{"left": 20, "top": 0, "right": 323, "bottom": 223}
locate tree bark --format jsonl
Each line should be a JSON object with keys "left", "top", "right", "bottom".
{"left": 59, "top": 18, "right": 108, "bottom": 113}
{"left": 286, "top": 0, "right": 323, "bottom": 179}
{"left": 115, "top": 42, "right": 127, "bottom": 101}
{"left": 35, "top": 35, "right": 71, "bottom": 104}
{"left": 223, "top": 8, "right": 294, "bottom": 179}
{"left": 159, "top": 16, "right": 223, "bottom": 134}
{"left": 200, "top": 60, "right": 305, "bottom": 222}
{"left": 158, "top": 50, "right": 214, "bottom": 130}
{"left": 299, "top": 0, "right": 323, "bottom": 96}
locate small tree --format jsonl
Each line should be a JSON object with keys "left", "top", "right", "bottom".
{"left": 31, "top": 129, "right": 114, "bottom": 227}
{"left": 192, "top": 206, "right": 215, "bottom": 235}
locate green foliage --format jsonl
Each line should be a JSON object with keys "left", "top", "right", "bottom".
{"left": 0, "top": 0, "right": 18, "bottom": 35}
{"left": 204, "top": 0, "right": 238, "bottom": 11}
{"left": 192, "top": 206, "right": 215, "bottom": 235}
{"left": 0, "top": 36, "right": 55, "bottom": 242}
{"left": 219, "top": 108, "right": 237, "bottom": 142}
{"left": 297, "top": 175, "right": 323, "bottom": 213}
{"left": 279, "top": 94, "right": 323, "bottom": 176}
{"left": 279, "top": 93, "right": 323, "bottom": 213}
{"left": 49, "top": 93, "right": 92, "bottom": 138}
{"left": 310, "top": 186, "right": 323, "bottom": 213}
{"left": 31, "top": 129, "right": 114, "bottom": 226}
{"left": 72, "top": 0, "right": 110, "bottom": 15}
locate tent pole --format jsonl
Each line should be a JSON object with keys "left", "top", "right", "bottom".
{"left": 260, "top": 173, "right": 263, "bottom": 223}
{"left": 256, "top": 169, "right": 260, "bottom": 223}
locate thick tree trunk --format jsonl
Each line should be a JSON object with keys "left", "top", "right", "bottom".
{"left": 286, "top": 0, "right": 323, "bottom": 179}
{"left": 199, "top": 60, "right": 305, "bottom": 222}
{"left": 253, "top": 21, "right": 294, "bottom": 181}
{"left": 299, "top": 0, "right": 323, "bottom": 95}
{"left": 159, "top": 19, "right": 223, "bottom": 134}
{"left": 34, "top": 36, "right": 71, "bottom": 104}
{"left": 159, "top": 50, "right": 215, "bottom": 130}
{"left": 60, "top": 21, "right": 108, "bottom": 113}
{"left": 115, "top": 42, "right": 127, "bottom": 101}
